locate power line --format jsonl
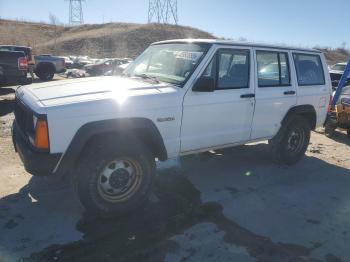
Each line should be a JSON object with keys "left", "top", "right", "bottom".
{"left": 66, "top": 0, "right": 85, "bottom": 26}
{"left": 148, "top": 0, "right": 178, "bottom": 24}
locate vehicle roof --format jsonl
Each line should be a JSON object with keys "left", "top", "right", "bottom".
{"left": 0, "top": 50, "right": 26, "bottom": 56}
{"left": 0, "top": 45, "right": 32, "bottom": 49}
{"left": 153, "top": 39, "right": 322, "bottom": 53}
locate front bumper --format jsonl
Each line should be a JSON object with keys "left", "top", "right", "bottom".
{"left": 12, "top": 121, "right": 61, "bottom": 176}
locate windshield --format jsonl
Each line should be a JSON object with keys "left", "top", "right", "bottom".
{"left": 124, "top": 43, "right": 210, "bottom": 86}
{"left": 332, "top": 64, "right": 346, "bottom": 71}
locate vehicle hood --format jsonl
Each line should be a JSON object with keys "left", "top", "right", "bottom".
{"left": 21, "top": 76, "right": 179, "bottom": 107}
{"left": 329, "top": 69, "right": 344, "bottom": 75}
{"left": 84, "top": 64, "right": 100, "bottom": 69}
{"left": 329, "top": 70, "right": 350, "bottom": 78}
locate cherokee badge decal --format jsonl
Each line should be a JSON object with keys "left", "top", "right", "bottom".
{"left": 157, "top": 117, "right": 175, "bottom": 122}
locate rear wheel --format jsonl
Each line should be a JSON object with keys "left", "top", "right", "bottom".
{"left": 347, "top": 128, "right": 350, "bottom": 138}
{"left": 270, "top": 116, "right": 311, "bottom": 165}
{"left": 76, "top": 136, "right": 155, "bottom": 217}
{"left": 35, "top": 65, "right": 55, "bottom": 81}
{"left": 324, "top": 114, "right": 337, "bottom": 138}
{"left": 0, "top": 66, "right": 5, "bottom": 85}
{"left": 325, "top": 124, "right": 336, "bottom": 138}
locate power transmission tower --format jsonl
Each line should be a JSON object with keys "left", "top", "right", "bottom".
{"left": 66, "top": 0, "right": 85, "bottom": 25}
{"left": 148, "top": 0, "right": 178, "bottom": 24}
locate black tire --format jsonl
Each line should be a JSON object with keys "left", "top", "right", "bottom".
{"left": 269, "top": 116, "right": 311, "bottom": 165}
{"left": 0, "top": 66, "right": 5, "bottom": 86}
{"left": 35, "top": 65, "right": 55, "bottom": 81}
{"left": 347, "top": 128, "right": 350, "bottom": 138}
{"left": 76, "top": 136, "right": 155, "bottom": 217}
{"left": 325, "top": 124, "right": 336, "bottom": 138}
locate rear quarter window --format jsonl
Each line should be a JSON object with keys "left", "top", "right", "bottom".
{"left": 293, "top": 53, "right": 325, "bottom": 86}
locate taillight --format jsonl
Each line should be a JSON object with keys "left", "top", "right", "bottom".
{"left": 328, "top": 95, "right": 333, "bottom": 113}
{"left": 34, "top": 119, "right": 49, "bottom": 150}
{"left": 18, "top": 57, "right": 28, "bottom": 70}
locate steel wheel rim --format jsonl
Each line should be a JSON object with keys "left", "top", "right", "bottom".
{"left": 287, "top": 127, "right": 305, "bottom": 154}
{"left": 97, "top": 158, "right": 142, "bottom": 203}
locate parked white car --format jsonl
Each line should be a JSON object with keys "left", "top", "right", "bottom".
{"left": 12, "top": 39, "right": 332, "bottom": 216}
{"left": 329, "top": 62, "right": 350, "bottom": 88}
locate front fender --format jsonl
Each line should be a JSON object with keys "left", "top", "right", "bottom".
{"left": 53, "top": 118, "right": 167, "bottom": 176}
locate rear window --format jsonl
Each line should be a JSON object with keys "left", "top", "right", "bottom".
{"left": 257, "top": 51, "right": 291, "bottom": 87}
{"left": 293, "top": 53, "right": 325, "bottom": 86}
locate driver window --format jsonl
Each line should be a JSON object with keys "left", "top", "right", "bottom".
{"left": 217, "top": 49, "right": 250, "bottom": 89}
{"left": 201, "top": 49, "right": 250, "bottom": 90}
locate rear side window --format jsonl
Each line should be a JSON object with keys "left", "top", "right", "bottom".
{"left": 293, "top": 53, "right": 325, "bottom": 86}
{"left": 257, "top": 51, "right": 291, "bottom": 87}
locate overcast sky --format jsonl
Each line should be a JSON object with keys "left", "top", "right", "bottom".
{"left": 0, "top": 0, "right": 349, "bottom": 48}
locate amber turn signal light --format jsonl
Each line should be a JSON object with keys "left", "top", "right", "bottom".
{"left": 34, "top": 119, "right": 49, "bottom": 150}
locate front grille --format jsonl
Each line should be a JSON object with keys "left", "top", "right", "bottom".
{"left": 14, "top": 97, "right": 34, "bottom": 137}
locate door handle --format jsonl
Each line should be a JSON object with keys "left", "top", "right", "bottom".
{"left": 240, "top": 93, "right": 255, "bottom": 98}
{"left": 284, "top": 91, "right": 296, "bottom": 95}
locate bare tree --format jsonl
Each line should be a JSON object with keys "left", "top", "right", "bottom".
{"left": 49, "top": 14, "right": 60, "bottom": 53}
{"left": 49, "top": 14, "right": 60, "bottom": 25}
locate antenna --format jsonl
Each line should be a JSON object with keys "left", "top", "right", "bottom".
{"left": 148, "top": 0, "right": 178, "bottom": 24}
{"left": 66, "top": 0, "right": 85, "bottom": 25}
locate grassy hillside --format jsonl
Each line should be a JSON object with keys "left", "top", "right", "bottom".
{"left": 0, "top": 19, "right": 348, "bottom": 64}
{"left": 0, "top": 19, "right": 214, "bottom": 58}
{"left": 318, "top": 47, "right": 350, "bottom": 65}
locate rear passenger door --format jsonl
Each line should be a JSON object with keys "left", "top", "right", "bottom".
{"left": 251, "top": 49, "right": 297, "bottom": 139}
{"left": 292, "top": 52, "right": 330, "bottom": 127}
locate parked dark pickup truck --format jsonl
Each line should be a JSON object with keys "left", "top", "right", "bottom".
{"left": 0, "top": 45, "right": 66, "bottom": 81}
{"left": 34, "top": 55, "right": 66, "bottom": 81}
{"left": 0, "top": 51, "right": 30, "bottom": 86}
{"left": 0, "top": 45, "right": 33, "bottom": 62}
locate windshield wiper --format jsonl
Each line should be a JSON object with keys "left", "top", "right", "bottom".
{"left": 135, "top": 74, "right": 160, "bottom": 84}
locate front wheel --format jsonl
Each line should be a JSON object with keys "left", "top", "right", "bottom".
{"left": 269, "top": 116, "right": 311, "bottom": 165}
{"left": 76, "top": 137, "right": 155, "bottom": 217}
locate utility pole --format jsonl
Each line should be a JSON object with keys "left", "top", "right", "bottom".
{"left": 148, "top": 0, "right": 178, "bottom": 24}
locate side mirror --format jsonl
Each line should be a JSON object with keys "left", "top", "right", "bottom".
{"left": 192, "top": 76, "right": 215, "bottom": 92}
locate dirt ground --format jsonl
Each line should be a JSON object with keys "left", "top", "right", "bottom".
{"left": 1, "top": 84, "right": 350, "bottom": 262}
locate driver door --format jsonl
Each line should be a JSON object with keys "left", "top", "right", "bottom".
{"left": 181, "top": 46, "right": 255, "bottom": 153}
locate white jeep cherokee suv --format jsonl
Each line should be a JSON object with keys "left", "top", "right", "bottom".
{"left": 12, "top": 39, "right": 332, "bottom": 215}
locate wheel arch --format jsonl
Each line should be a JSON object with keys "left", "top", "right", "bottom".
{"left": 282, "top": 104, "right": 317, "bottom": 130}
{"left": 54, "top": 118, "right": 168, "bottom": 177}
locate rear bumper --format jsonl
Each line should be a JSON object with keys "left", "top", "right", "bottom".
{"left": 3, "top": 72, "right": 30, "bottom": 85}
{"left": 12, "top": 121, "right": 61, "bottom": 176}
